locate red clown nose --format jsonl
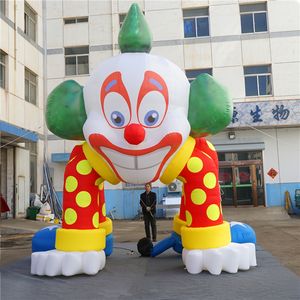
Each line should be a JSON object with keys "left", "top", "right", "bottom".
{"left": 124, "top": 123, "right": 145, "bottom": 145}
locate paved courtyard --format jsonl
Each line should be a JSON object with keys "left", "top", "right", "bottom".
{"left": 1, "top": 207, "right": 300, "bottom": 299}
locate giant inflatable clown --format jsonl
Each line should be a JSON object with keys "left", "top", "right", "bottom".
{"left": 31, "top": 4, "right": 256, "bottom": 276}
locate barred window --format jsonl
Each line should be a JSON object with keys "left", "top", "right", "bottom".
{"left": 64, "top": 17, "right": 88, "bottom": 24}
{"left": 0, "top": 50, "right": 7, "bottom": 89}
{"left": 183, "top": 8, "right": 209, "bottom": 38}
{"left": 244, "top": 65, "right": 272, "bottom": 96}
{"left": 24, "top": 2, "right": 37, "bottom": 42}
{"left": 185, "top": 68, "right": 212, "bottom": 83}
{"left": 240, "top": 3, "right": 268, "bottom": 34}
{"left": 25, "top": 68, "right": 37, "bottom": 105}
{"left": 65, "top": 46, "right": 89, "bottom": 76}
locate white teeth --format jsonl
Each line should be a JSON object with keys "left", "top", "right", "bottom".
{"left": 137, "top": 147, "right": 170, "bottom": 169}
{"left": 102, "top": 147, "right": 135, "bottom": 169}
{"left": 101, "top": 147, "right": 170, "bottom": 170}
{"left": 100, "top": 146, "right": 172, "bottom": 183}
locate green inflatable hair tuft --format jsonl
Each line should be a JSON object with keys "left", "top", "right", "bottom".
{"left": 118, "top": 3, "right": 152, "bottom": 53}
{"left": 188, "top": 74, "right": 233, "bottom": 137}
{"left": 46, "top": 80, "right": 87, "bottom": 140}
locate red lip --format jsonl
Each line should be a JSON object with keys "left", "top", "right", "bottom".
{"left": 89, "top": 132, "right": 182, "bottom": 182}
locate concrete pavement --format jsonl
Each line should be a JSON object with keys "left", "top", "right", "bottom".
{"left": 1, "top": 206, "right": 300, "bottom": 276}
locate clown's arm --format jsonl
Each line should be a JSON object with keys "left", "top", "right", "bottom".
{"left": 31, "top": 80, "right": 116, "bottom": 276}
{"left": 174, "top": 138, "right": 256, "bottom": 275}
{"left": 174, "top": 74, "right": 256, "bottom": 275}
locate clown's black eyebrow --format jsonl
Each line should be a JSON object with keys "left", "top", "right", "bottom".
{"left": 105, "top": 79, "right": 117, "bottom": 92}
{"left": 149, "top": 78, "right": 163, "bottom": 91}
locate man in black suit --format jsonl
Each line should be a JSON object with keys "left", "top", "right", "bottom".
{"left": 140, "top": 183, "right": 157, "bottom": 242}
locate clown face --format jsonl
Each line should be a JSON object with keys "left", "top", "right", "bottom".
{"left": 83, "top": 53, "right": 190, "bottom": 184}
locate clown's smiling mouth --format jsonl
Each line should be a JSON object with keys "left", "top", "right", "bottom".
{"left": 102, "top": 147, "right": 170, "bottom": 170}
{"left": 89, "top": 132, "right": 182, "bottom": 182}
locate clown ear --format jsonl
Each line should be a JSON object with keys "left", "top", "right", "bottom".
{"left": 188, "top": 74, "right": 233, "bottom": 138}
{"left": 46, "top": 80, "right": 87, "bottom": 140}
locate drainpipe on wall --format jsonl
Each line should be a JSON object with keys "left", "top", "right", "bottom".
{"left": 42, "top": 0, "right": 48, "bottom": 166}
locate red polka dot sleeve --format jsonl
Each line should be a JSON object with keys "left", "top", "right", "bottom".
{"left": 177, "top": 138, "right": 223, "bottom": 228}
{"left": 62, "top": 145, "right": 106, "bottom": 230}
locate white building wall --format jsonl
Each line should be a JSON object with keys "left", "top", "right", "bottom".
{"left": 1, "top": 0, "right": 45, "bottom": 217}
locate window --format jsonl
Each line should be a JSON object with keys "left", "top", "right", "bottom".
{"left": 119, "top": 11, "right": 144, "bottom": 28}
{"left": 65, "top": 46, "right": 89, "bottom": 76}
{"left": 0, "top": 0, "right": 6, "bottom": 15}
{"left": 24, "top": 2, "right": 37, "bottom": 42}
{"left": 25, "top": 142, "right": 37, "bottom": 193}
{"left": 25, "top": 68, "right": 37, "bottom": 105}
{"left": 0, "top": 50, "right": 7, "bottom": 89}
{"left": 240, "top": 3, "right": 268, "bottom": 33}
{"left": 244, "top": 65, "right": 272, "bottom": 96}
{"left": 185, "top": 68, "right": 212, "bottom": 83}
{"left": 64, "top": 17, "right": 88, "bottom": 24}
{"left": 183, "top": 8, "right": 209, "bottom": 38}
{"left": 119, "top": 13, "right": 126, "bottom": 28}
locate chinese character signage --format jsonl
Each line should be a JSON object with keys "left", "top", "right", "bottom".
{"left": 228, "top": 100, "right": 300, "bottom": 128}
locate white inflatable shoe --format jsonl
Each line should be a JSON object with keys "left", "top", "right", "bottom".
{"left": 31, "top": 250, "right": 106, "bottom": 276}
{"left": 182, "top": 243, "right": 256, "bottom": 275}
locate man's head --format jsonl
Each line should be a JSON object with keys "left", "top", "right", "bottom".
{"left": 145, "top": 183, "right": 151, "bottom": 193}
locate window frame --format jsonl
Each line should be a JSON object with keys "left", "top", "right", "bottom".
{"left": 24, "top": 2, "right": 37, "bottom": 42}
{"left": 25, "top": 142, "right": 38, "bottom": 193}
{"left": 0, "top": 50, "right": 7, "bottom": 89}
{"left": 24, "top": 67, "right": 38, "bottom": 105}
{"left": 119, "top": 13, "right": 126, "bottom": 28}
{"left": 119, "top": 11, "right": 145, "bottom": 28}
{"left": 64, "top": 17, "right": 88, "bottom": 25}
{"left": 65, "top": 46, "right": 89, "bottom": 76}
{"left": 244, "top": 65, "right": 272, "bottom": 97}
{"left": 0, "top": 0, "right": 6, "bottom": 16}
{"left": 183, "top": 8, "right": 210, "bottom": 38}
{"left": 185, "top": 68, "right": 213, "bottom": 83}
{"left": 240, "top": 3, "right": 268, "bottom": 34}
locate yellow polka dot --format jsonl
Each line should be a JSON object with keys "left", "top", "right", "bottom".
{"left": 92, "top": 212, "right": 99, "bottom": 228}
{"left": 98, "top": 182, "right": 104, "bottom": 190}
{"left": 76, "top": 160, "right": 92, "bottom": 175}
{"left": 76, "top": 191, "right": 92, "bottom": 208}
{"left": 95, "top": 178, "right": 103, "bottom": 186}
{"left": 65, "top": 176, "right": 78, "bottom": 193}
{"left": 191, "top": 188, "right": 207, "bottom": 205}
{"left": 206, "top": 141, "right": 216, "bottom": 151}
{"left": 185, "top": 210, "right": 192, "bottom": 226}
{"left": 206, "top": 204, "right": 220, "bottom": 221}
{"left": 187, "top": 157, "right": 203, "bottom": 173}
{"left": 203, "top": 172, "right": 217, "bottom": 189}
{"left": 64, "top": 208, "right": 77, "bottom": 225}
{"left": 102, "top": 203, "right": 106, "bottom": 217}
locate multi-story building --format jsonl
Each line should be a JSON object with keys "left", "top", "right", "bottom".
{"left": 44, "top": 0, "right": 299, "bottom": 219}
{"left": 0, "top": 1, "right": 45, "bottom": 218}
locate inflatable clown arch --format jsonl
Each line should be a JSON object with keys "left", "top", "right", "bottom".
{"left": 31, "top": 4, "right": 257, "bottom": 276}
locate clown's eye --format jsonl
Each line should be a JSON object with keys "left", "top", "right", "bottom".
{"left": 144, "top": 110, "right": 159, "bottom": 126}
{"left": 111, "top": 111, "right": 125, "bottom": 127}
{"left": 103, "top": 92, "right": 131, "bottom": 128}
{"left": 138, "top": 91, "right": 166, "bottom": 128}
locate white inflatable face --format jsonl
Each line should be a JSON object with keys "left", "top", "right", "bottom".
{"left": 83, "top": 53, "right": 190, "bottom": 184}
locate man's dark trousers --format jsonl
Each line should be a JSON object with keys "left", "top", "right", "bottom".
{"left": 143, "top": 212, "right": 156, "bottom": 241}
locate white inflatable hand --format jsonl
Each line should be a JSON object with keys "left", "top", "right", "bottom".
{"left": 31, "top": 250, "right": 106, "bottom": 276}
{"left": 182, "top": 243, "right": 256, "bottom": 275}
